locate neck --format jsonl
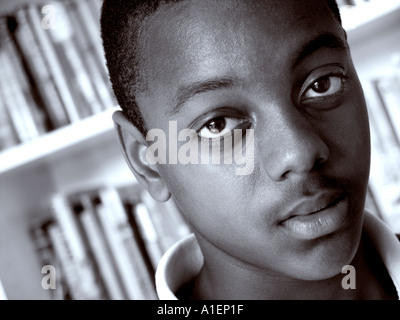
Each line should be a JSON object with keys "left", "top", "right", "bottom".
{"left": 191, "top": 232, "right": 397, "bottom": 300}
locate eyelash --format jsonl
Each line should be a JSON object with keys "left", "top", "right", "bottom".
{"left": 299, "top": 71, "right": 349, "bottom": 106}
{"left": 196, "top": 115, "right": 251, "bottom": 141}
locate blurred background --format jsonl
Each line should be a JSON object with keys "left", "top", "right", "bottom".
{"left": 0, "top": 0, "right": 399, "bottom": 300}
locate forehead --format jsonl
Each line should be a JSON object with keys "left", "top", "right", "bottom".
{"left": 137, "top": 0, "right": 343, "bottom": 120}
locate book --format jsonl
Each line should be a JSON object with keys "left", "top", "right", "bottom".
{"left": 112, "top": 185, "right": 160, "bottom": 298}
{"left": 96, "top": 186, "right": 157, "bottom": 299}
{"left": 132, "top": 201, "right": 164, "bottom": 272}
{"left": 0, "top": 50, "right": 35, "bottom": 143}
{"left": 44, "top": 1, "right": 105, "bottom": 118}
{"left": 0, "top": 17, "right": 42, "bottom": 143}
{"left": 70, "top": 0, "right": 109, "bottom": 81}
{"left": 9, "top": 8, "right": 70, "bottom": 130}
{"left": 25, "top": 3, "right": 81, "bottom": 124}
{"left": 30, "top": 219, "right": 68, "bottom": 300}
{"left": 85, "top": 0, "right": 104, "bottom": 25}
{"left": 48, "top": 192, "right": 104, "bottom": 299}
{"left": 32, "top": 181, "right": 191, "bottom": 300}
{"left": 116, "top": 184, "right": 158, "bottom": 270}
{"left": 373, "top": 76, "right": 400, "bottom": 145}
{"left": 45, "top": 220, "right": 84, "bottom": 300}
{"left": 64, "top": 1, "right": 115, "bottom": 113}
{"left": 85, "top": 0, "right": 117, "bottom": 109}
{"left": 0, "top": 84, "right": 19, "bottom": 151}
{"left": 1, "top": 16, "right": 48, "bottom": 138}
{"left": 70, "top": 191, "right": 124, "bottom": 300}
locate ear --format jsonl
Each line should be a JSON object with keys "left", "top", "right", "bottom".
{"left": 112, "top": 110, "right": 171, "bottom": 202}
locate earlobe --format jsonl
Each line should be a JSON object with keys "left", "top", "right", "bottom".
{"left": 112, "top": 110, "right": 171, "bottom": 202}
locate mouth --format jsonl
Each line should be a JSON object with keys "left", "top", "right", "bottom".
{"left": 279, "top": 191, "right": 348, "bottom": 240}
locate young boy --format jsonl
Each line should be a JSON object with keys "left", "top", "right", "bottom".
{"left": 100, "top": 0, "right": 400, "bottom": 299}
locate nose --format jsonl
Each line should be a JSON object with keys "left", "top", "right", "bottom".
{"left": 260, "top": 110, "right": 330, "bottom": 181}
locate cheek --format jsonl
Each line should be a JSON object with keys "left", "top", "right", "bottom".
{"left": 162, "top": 164, "right": 259, "bottom": 234}
{"left": 340, "top": 103, "right": 370, "bottom": 166}
{"left": 165, "top": 166, "right": 280, "bottom": 266}
{"left": 322, "top": 96, "right": 371, "bottom": 204}
{"left": 166, "top": 165, "right": 238, "bottom": 212}
{"left": 324, "top": 84, "right": 370, "bottom": 170}
{"left": 347, "top": 81, "right": 371, "bottom": 156}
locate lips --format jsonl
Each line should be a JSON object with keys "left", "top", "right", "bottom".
{"left": 279, "top": 190, "right": 348, "bottom": 239}
{"left": 281, "top": 190, "right": 344, "bottom": 220}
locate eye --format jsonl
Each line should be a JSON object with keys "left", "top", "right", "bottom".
{"left": 303, "top": 75, "right": 344, "bottom": 99}
{"left": 198, "top": 116, "right": 244, "bottom": 139}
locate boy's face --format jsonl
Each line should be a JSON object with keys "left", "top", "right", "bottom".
{"left": 136, "top": 0, "right": 370, "bottom": 280}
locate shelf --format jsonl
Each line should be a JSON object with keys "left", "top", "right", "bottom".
{"left": 343, "top": 1, "right": 400, "bottom": 44}
{"left": 0, "top": 107, "right": 120, "bottom": 175}
{"left": 341, "top": 0, "right": 400, "bottom": 30}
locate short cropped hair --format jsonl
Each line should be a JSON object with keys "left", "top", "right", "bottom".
{"left": 100, "top": 0, "right": 342, "bottom": 136}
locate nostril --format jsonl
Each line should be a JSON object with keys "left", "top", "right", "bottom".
{"left": 314, "top": 155, "right": 328, "bottom": 169}
{"left": 280, "top": 170, "right": 290, "bottom": 180}
{"left": 304, "top": 156, "right": 326, "bottom": 176}
{"left": 275, "top": 154, "right": 328, "bottom": 181}
{"left": 262, "top": 120, "right": 330, "bottom": 182}
{"left": 316, "top": 156, "right": 325, "bottom": 165}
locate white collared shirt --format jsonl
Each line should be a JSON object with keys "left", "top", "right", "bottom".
{"left": 155, "top": 211, "right": 400, "bottom": 300}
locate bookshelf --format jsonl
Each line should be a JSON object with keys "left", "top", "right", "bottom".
{"left": 340, "top": 0, "right": 400, "bottom": 33}
{"left": 0, "top": 107, "right": 116, "bottom": 174}
{"left": 0, "top": 0, "right": 192, "bottom": 300}
{"left": 0, "top": 0, "right": 399, "bottom": 300}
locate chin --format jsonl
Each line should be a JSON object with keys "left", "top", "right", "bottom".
{"left": 293, "top": 226, "right": 362, "bottom": 282}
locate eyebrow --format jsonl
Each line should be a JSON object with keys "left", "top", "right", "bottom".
{"left": 169, "top": 78, "right": 236, "bottom": 116}
{"left": 292, "top": 32, "right": 349, "bottom": 68}
{"left": 168, "top": 33, "right": 348, "bottom": 116}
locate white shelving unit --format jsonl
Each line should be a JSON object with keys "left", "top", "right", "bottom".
{"left": 0, "top": 107, "right": 118, "bottom": 174}
{"left": 341, "top": 0, "right": 400, "bottom": 32}
{"left": 0, "top": 0, "right": 134, "bottom": 300}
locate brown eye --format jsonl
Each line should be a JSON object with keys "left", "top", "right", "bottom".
{"left": 304, "top": 75, "right": 343, "bottom": 99}
{"left": 206, "top": 117, "right": 226, "bottom": 134}
{"left": 198, "top": 117, "right": 244, "bottom": 139}
{"left": 312, "top": 77, "right": 331, "bottom": 93}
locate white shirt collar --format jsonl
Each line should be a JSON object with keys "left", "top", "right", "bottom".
{"left": 155, "top": 211, "right": 400, "bottom": 300}
{"left": 363, "top": 211, "right": 400, "bottom": 297}
{"left": 155, "top": 233, "right": 202, "bottom": 300}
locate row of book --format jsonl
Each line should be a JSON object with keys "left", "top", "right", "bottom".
{"left": 30, "top": 183, "right": 192, "bottom": 300}
{"left": 0, "top": 0, "right": 117, "bottom": 152}
{"left": 364, "top": 67, "right": 400, "bottom": 233}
